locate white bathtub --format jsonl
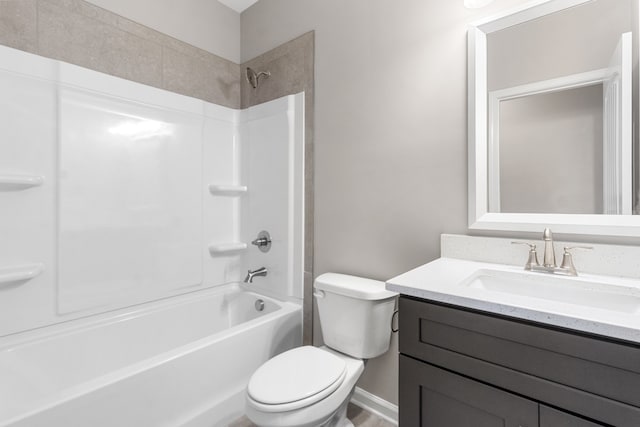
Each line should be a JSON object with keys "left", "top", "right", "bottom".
{"left": 0, "top": 284, "right": 302, "bottom": 426}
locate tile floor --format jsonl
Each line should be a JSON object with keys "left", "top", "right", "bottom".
{"left": 228, "top": 403, "right": 395, "bottom": 427}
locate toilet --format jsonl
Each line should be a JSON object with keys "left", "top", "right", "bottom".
{"left": 245, "top": 273, "right": 398, "bottom": 427}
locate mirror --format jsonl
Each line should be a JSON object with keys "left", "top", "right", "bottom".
{"left": 468, "top": 0, "right": 640, "bottom": 236}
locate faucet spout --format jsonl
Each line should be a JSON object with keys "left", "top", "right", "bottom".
{"left": 542, "top": 228, "right": 556, "bottom": 268}
{"left": 244, "top": 267, "right": 267, "bottom": 283}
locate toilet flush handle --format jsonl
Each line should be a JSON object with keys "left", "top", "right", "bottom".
{"left": 313, "top": 290, "right": 325, "bottom": 299}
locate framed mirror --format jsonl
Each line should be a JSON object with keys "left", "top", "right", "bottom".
{"left": 468, "top": 0, "right": 640, "bottom": 236}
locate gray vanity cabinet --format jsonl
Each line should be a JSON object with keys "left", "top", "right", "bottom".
{"left": 398, "top": 296, "right": 640, "bottom": 427}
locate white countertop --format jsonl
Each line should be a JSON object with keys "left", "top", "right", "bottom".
{"left": 386, "top": 257, "right": 640, "bottom": 344}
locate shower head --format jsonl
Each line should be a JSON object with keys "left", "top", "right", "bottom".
{"left": 246, "top": 67, "right": 271, "bottom": 89}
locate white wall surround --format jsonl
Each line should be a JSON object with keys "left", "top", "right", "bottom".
{"left": 241, "top": 95, "right": 305, "bottom": 301}
{"left": 58, "top": 80, "right": 205, "bottom": 314}
{"left": 84, "top": 0, "right": 241, "bottom": 63}
{"left": 442, "top": 234, "right": 640, "bottom": 280}
{"left": 0, "top": 45, "right": 304, "bottom": 337}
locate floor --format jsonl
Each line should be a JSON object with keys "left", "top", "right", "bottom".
{"left": 228, "top": 403, "right": 395, "bottom": 427}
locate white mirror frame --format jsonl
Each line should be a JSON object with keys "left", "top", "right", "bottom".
{"left": 468, "top": 0, "right": 640, "bottom": 237}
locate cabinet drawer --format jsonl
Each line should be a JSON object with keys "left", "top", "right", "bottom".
{"left": 400, "top": 355, "right": 538, "bottom": 427}
{"left": 399, "top": 297, "right": 640, "bottom": 408}
{"left": 400, "top": 356, "right": 608, "bottom": 427}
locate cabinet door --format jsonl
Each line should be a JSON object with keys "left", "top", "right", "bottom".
{"left": 400, "top": 355, "right": 538, "bottom": 427}
{"left": 540, "top": 406, "right": 605, "bottom": 427}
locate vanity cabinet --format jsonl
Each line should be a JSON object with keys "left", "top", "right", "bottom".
{"left": 398, "top": 296, "right": 640, "bottom": 427}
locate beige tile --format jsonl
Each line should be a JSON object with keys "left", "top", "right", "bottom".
{"left": 47, "top": 0, "right": 166, "bottom": 45}
{"left": 35, "top": 0, "right": 240, "bottom": 108}
{"left": 303, "top": 270, "right": 314, "bottom": 345}
{"left": 162, "top": 33, "right": 223, "bottom": 62}
{"left": 0, "top": 0, "right": 37, "bottom": 53}
{"left": 163, "top": 45, "right": 240, "bottom": 108}
{"left": 241, "top": 51, "right": 304, "bottom": 106}
{"left": 305, "top": 140, "right": 315, "bottom": 274}
{"left": 37, "top": 0, "right": 163, "bottom": 88}
{"left": 304, "top": 80, "right": 315, "bottom": 277}
{"left": 46, "top": 0, "right": 234, "bottom": 63}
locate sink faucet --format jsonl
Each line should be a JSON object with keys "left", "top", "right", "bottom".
{"left": 512, "top": 229, "right": 592, "bottom": 276}
{"left": 244, "top": 267, "right": 267, "bottom": 283}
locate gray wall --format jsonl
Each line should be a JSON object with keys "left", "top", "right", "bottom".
{"left": 242, "top": 0, "right": 528, "bottom": 406}
{"left": 83, "top": 0, "right": 241, "bottom": 63}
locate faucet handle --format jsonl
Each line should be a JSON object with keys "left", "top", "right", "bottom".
{"left": 251, "top": 230, "right": 272, "bottom": 253}
{"left": 559, "top": 246, "right": 593, "bottom": 276}
{"left": 511, "top": 241, "right": 536, "bottom": 250}
{"left": 511, "top": 241, "right": 540, "bottom": 270}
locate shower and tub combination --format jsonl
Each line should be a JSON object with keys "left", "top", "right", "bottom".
{"left": 0, "top": 44, "right": 304, "bottom": 426}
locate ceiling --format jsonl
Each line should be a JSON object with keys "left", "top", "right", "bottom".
{"left": 217, "top": 0, "right": 259, "bottom": 13}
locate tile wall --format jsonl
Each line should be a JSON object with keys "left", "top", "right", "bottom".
{"left": 0, "top": 0, "right": 239, "bottom": 108}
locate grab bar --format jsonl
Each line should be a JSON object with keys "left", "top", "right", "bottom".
{"left": 0, "top": 263, "right": 44, "bottom": 287}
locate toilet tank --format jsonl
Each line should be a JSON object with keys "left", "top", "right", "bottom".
{"left": 314, "top": 273, "right": 398, "bottom": 359}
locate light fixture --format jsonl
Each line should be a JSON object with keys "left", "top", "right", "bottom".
{"left": 464, "top": 0, "right": 494, "bottom": 8}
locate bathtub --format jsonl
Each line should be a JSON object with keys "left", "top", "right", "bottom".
{"left": 0, "top": 284, "right": 302, "bottom": 426}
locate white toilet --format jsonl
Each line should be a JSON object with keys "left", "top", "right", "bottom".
{"left": 245, "top": 273, "right": 398, "bottom": 427}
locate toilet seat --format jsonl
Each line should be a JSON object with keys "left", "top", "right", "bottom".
{"left": 245, "top": 346, "right": 366, "bottom": 427}
{"left": 247, "top": 346, "right": 347, "bottom": 412}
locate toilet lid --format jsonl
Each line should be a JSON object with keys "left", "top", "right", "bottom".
{"left": 248, "top": 346, "right": 347, "bottom": 406}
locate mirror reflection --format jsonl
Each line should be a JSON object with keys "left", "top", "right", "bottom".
{"left": 486, "top": 0, "right": 636, "bottom": 215}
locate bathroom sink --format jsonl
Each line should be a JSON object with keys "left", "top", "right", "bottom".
{"left": 387, "top": 257, "right": 640, "bottom": 343}
{"left": 460, "top": 269, "right": 640, "bottom": 314}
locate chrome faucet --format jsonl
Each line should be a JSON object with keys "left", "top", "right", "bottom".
{"left": 244, "top": 267, "right": 267, "bottom": 283}
{"left": 513, "top": 228, "right": 592, "bottom": 276}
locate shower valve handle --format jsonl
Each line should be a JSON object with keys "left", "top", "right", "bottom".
{"left": 251, "top": 231, "right": 272, "bottom": 253}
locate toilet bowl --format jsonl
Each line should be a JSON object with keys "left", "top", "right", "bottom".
{"left": 245, "top": 273, "right": 397, "bottom": 427}
{"left": 246, "top": 346, "right": 364, "bottom": 427}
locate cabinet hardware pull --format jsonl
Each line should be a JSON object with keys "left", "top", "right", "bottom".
{"left": 391, "top": 309, "right": 399, "bottom": 333}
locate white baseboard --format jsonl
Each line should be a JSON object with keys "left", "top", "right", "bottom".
{"left": 350, "top": 387, "right": 398, "bottom": 425}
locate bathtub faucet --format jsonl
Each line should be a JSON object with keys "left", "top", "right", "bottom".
{"left": 245, "top": 267, "right": 268, "bottom": 283}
